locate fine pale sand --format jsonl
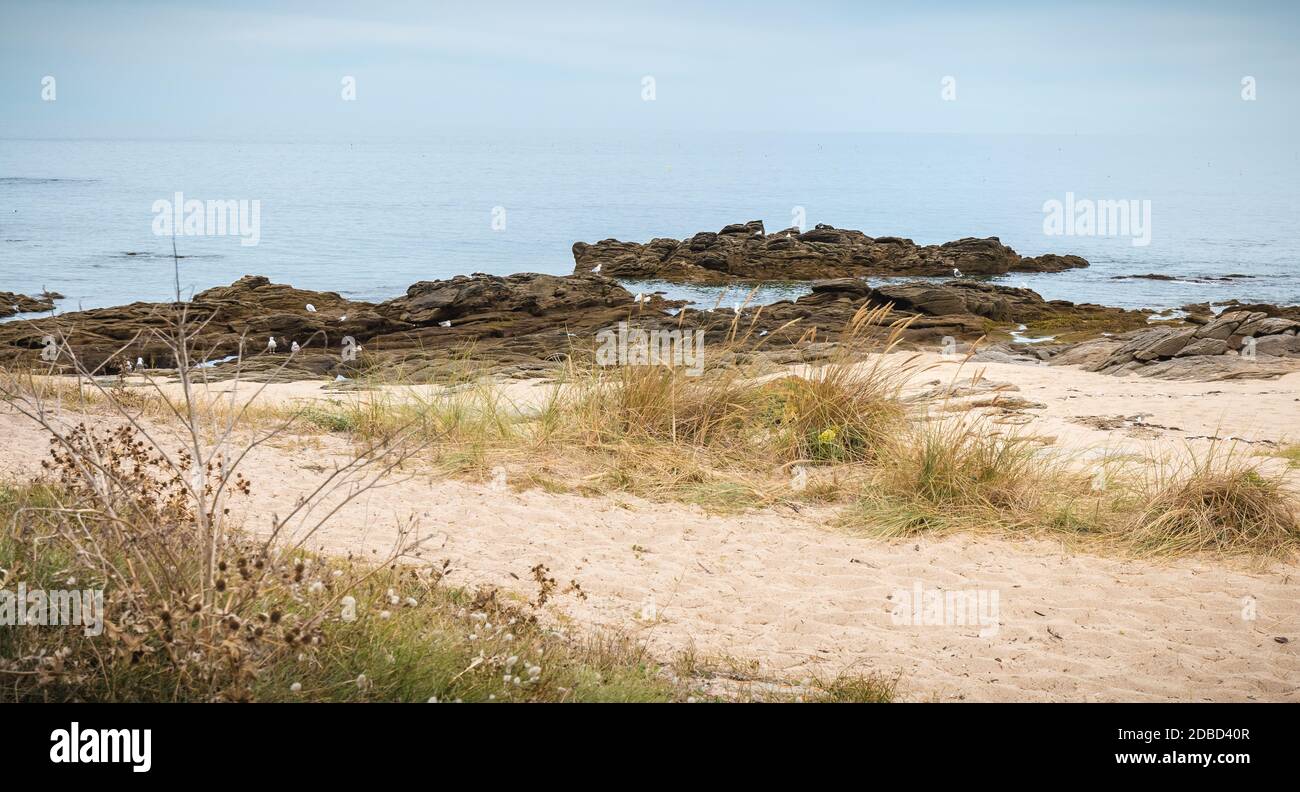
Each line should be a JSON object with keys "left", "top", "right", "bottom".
{"left": 2, "top": 355, "right": 1297, "bottom": 701}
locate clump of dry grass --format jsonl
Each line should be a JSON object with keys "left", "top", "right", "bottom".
{"left": 542, "top": 304, "right": 920, "bottom": 504}
{"left": 887, "top": 417, "right": 1042, "bottom": 511}
{"left": 806, "top": 670, "right": 900, "bottom": 703}
{"left": 1123, "top": 443, "right": 1298, "bottom": 557}
{"left": 843, "top": 413, "right": 1067, "bottom": 538}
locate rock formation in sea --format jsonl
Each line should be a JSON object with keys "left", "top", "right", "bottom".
{"left": 572, "top": 221, "right": 1088, "bottom": 283}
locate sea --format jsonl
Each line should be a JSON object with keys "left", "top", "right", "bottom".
{"left": 2, "top": 132, "right": 1297, "bottom": 315}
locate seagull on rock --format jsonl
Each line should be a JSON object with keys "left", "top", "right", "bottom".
{"left": 592, "top": 264, "right": 602, "bottom": 273}
{"left": 136, "top": 356, "right": 144, "bottom": 369}
{"left": 305, "top": 304, "right": 317, "bottom": 313}
{"left": 267, "top": 337, "right": 277, "bottom": 353}
{"left": 952, "top": 268, "right": 963, "bottom": 278}
{"left": 290, "top": 341, "right": 301, "bottom": 354}
{"left": 439, "top": 320, "right": 452, "bottom": 328}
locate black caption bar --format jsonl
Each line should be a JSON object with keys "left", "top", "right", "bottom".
{"left": 1, "top": 703, "right": 1286, "bottom": 779}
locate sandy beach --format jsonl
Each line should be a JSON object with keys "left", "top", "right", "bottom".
{"left": 5, "top": 353, "right": 1295, "bottom": 702}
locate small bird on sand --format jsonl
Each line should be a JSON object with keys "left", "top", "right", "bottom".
{"left": 290, "top": 341, "right": 301, "bottom": 354}
{"left": 267, "top": 337, "right": 277, "bottom": 352}
{"left": 305, "top": 304, "right": 317, "bottom": 312}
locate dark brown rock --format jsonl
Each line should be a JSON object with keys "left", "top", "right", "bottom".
{"left": 0, "top": 290, "right": 60, "bottom": 318}
{"left": 0, "top": 273, "right": 684, "bottom": 381}
{"left": 573, "top": 221, "right": 1089, "bottom": 283}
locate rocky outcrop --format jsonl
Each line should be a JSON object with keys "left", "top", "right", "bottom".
{"left": 573, "top": 221, "right": 1088, "bottom": 283}
{"left": 1052, "top": 310, "right": 1300, "bottom": 380}
{"left": 3, "top": 272, "right": 1292, "bottom": 383}
{"left": 0, "top": 273, "right": 681, "bottom": 381}
{"left": 671, "top": 279, "right": 1147, "bottom": 354}
{"left": 0, "top": 290, "right": 62, "bottom": 318}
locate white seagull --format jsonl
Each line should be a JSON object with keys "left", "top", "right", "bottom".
{"left": 952, "top": 268, "right": 963, "bottom": 278}
{"left": 305, "top": 304, "right": 317, "bottom": 313}
{"left": 592, "top": 264, "right": 602, "bottom": 273}
{"left": 267, "top": 336, "right": 277, "bottom": 353}
{"left": 732, "top": 302, "right": 742, "bottom": 315}
{"left": 290, "top": 341, "right": 301, "bottom": 354}
{"left": 439, "top": 320, "right": 452, "bottom": 328}
{"left": 136, "top": 356, "right": 144, "bottom": 369}
{"left": 633, "top": 293, "right": 646, "bottom": 304}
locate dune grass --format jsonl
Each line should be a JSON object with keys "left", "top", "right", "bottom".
{"left": 1121, "top": 443, "right": 1299, "bottom": 557}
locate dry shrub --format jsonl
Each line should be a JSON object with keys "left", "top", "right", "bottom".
{"left": 0, "top": 294, "right": 431, "bottom": 700}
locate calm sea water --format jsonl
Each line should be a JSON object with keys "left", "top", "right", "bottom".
{"left": 2, "top": 133, "right": 1297, "bottom": 314}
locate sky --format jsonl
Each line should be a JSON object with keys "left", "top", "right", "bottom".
{"left": 1, "top": 0, "right": 1297, "bottom": 139}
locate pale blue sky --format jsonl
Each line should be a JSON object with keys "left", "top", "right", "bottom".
{"left": 1, "top": 0, "right": 1296, "bottom": 139}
